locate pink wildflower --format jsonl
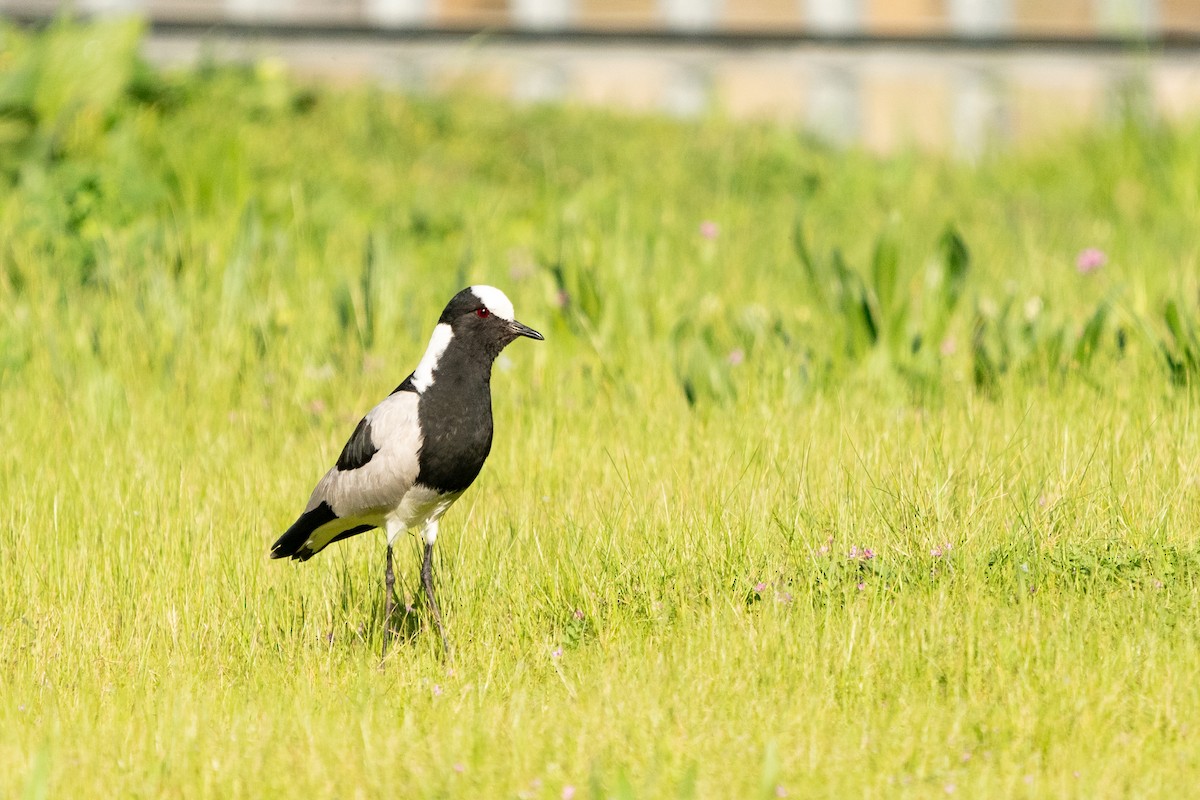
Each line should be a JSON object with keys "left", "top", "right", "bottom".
{"left": 1076, "top": 248, "right": 1106, "bottom": 274}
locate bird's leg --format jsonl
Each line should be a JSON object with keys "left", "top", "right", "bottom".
{"left": 421, "top": 542, "right": 451, "bottom": 658}
{"left": 382, "top": 543, "right": 396, "bottom": 658}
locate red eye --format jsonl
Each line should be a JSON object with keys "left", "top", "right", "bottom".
{"left": 475, "top": 308, "right": 490, "bottom": 318}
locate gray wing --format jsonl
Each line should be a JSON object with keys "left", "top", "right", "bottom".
{"left": 306, "top": 390, "right": 423, "bottom": 520}
{"left": 271, "top": 391, "right": 424, "bottom": 560}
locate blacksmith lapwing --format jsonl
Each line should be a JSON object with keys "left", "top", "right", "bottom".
{"left": 270, "top": 285, "right": 543, "bottom": 656}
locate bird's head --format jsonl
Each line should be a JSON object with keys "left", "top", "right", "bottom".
{"left": 438, "top": 285, "right": 544, "bottom": 358}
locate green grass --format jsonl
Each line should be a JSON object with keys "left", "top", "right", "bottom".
{"left": 4, "top": 18, "right": 1200, "bottom": 798}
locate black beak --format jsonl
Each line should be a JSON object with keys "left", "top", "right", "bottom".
{"left": 508, "top": 319, "right": 544, "bottom": 341}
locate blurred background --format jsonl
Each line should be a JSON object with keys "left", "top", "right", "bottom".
{"left": 3, "top": 0, "right": 1198, "bottom": 154}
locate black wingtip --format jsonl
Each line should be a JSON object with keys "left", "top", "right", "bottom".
{"left": 270, "top": 502, "right": 337, "bottom": 562}
{"left": 268, "top": 544, "right": 309, "bottom": 561}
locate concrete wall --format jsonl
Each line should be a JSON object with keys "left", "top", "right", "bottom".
{"left": 5, "top": 1, "right": 1199, "bottom": 153}
{"left": 5, "top": 0, "right": 1198, "bottom": 34}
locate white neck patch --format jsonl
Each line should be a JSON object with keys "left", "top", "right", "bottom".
{"left": 470, "top": 285, "right": 515, "bottom": 321}
{"left": 411, "top": 323, "right": 453, "bottom": 392}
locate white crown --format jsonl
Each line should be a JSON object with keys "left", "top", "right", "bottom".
{"left": 470, "top": 285, "right": 515, "bottom": 321}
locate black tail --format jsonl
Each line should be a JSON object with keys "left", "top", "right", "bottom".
{"left": 271, "top": 503, "right": 337, "bottom": 561}
{"left": 271, "top": 502, "right": 376, "bottom": 562}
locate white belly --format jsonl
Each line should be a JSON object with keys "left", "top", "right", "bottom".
{"left": 386, "top": 484, "right": 463, "bottom": 545}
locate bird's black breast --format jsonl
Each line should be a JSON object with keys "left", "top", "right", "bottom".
{"left": 415, "top": 352, "right": 494, "bottom": 494}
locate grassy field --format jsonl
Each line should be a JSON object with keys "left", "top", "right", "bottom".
{"left": 4, "top": 18, "right": 1200, "bottom": 798}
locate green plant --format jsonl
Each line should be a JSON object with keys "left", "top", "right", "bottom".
{"left": 3, "top": 19, "right": 1200, "bottom": 799}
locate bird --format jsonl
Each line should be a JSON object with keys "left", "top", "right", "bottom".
{"left": 270, "top": 285, "right": 543, "bottom": 656}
